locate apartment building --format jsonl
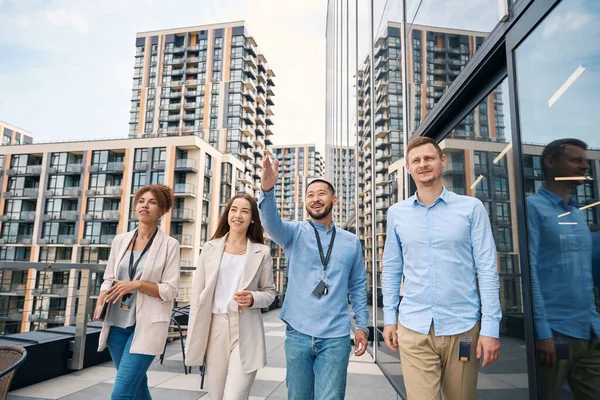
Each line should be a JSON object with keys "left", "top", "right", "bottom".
{"left": 0, "top": 122, "right": 33, "bottom": 146}
{"left": 270, "top": 144, "right": 324, "bottom": 293}
{"left": 128, "top": 21, "right": 275, "bottom": 198}
{"left": 356, "top": 23, "right": 500, "bottom": 299}
{"left": 0, "top": 134, "right": 246, "bottom": 334}
{"left": 330, "top": 145, "right": 356, "bottom": 225}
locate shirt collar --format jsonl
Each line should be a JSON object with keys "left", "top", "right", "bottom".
{"left": 539, "top": 187, "right": 579, "bottom": 208}
{"left": 309, "top": 220, "right": 336, "bottom": 232}
{"left": 411, "top": 186, "right": 449, "bottom": 207}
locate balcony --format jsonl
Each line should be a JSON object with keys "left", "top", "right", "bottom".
{"left": 0, "top": 283, "right": 26, "bottom": 295}
{"left": 31, "top": 285, "right": 68, "bottom": 297}
{"left": 88, "top": 162, "right": 124, "bottom": 173}
{"left": 183, "top": 102, "right": 199, "bottom": 109}
{"left": 38, "top": 234, "right": 77, "bottom": 245}
{"left": 28, "top": 313, "right": 66, "bottom": 324}
{"left": 43, "top": 211, "right": 79, "bottom": 221}
{"left": 134, "top": 162, "right": 148, "bottom": 171}
{"left": 0, "top": 311, "right": 23, "bottom": 321}
{"left": 0, "top": 235, "right": 33, "bottom": 245}
{"left": 173, "top": 183, "right": 196, "bottom": 197}
{"left": 48, "top": 164, "right": 84, "bottom": 174}
{"left": 83, "top": 210, "right": 120, "bottom": 221}
{"left": 7, "top": 165, "right": 42, "bottom": 176}
{"left": 174, "top": 158, "right": 197, "bottom": 172}
{"left": 443, "top": 162, "right": 465, "bottom": 174}
{"left": 0, "top": 211, "right": 36, "bottom": 222}
{"left": 4, "top": 188, "right": 39, "bottom": 199}
{"left": 81, "top": 234, "right": 115, "bottom": 245}
{"left": 171, "top": 234, "right": 194, "bottom": 247}
{"left": 171, "top": 208, "right": 195, "bottom": 222}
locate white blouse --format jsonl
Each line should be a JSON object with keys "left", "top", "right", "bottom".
{"left": 212, "top": 252, "right": 245, "bottom": 314}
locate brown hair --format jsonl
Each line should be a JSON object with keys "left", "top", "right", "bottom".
{"left": 211, "top": 193, "right": 265, "bottom": 244}
{"left": 133, "top": 184, "right": 174, "bottom": 213}
{"left": 406, "top": 137, "right": 443, "bottom": 160}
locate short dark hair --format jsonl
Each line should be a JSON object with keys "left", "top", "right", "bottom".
{"left": 541, "top": 138, "right": 588, "bottom": 177}
{"left": 406, "top": 137, "right": 443, "bottom": 160}
{"left": 306, "top": 178, "right": 335, "bottom": 195}
{"left": 134, "top": 184, "right": 174, "bottom": 213}
{"left": 211, "top": 193, "right": 265, "bottom": 244}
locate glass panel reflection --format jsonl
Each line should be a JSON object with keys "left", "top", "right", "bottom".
{"left": 515, "top": 0, "right": 600, "bottom": 398}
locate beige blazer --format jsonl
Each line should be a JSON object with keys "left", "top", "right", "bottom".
{"left": 185, "top": 235, "right": 276, "bottom": 373}
{"left": 97, "top": 228, "right": 180, "bottom": 355}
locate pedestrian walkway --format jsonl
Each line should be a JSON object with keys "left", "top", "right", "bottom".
{"left": 7, "top": 310, "right": 399, "bottom": 400}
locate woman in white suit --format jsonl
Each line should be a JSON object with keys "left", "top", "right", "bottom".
{"left": 186, "top": 193, "right": 276, "bottom": 400}
{"left": 94, "top": 184, "right": 180, "bottom": 400}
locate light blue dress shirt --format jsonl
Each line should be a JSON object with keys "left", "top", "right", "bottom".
{"left": 527, "top": 188, "right": 600, "bottom": 340}
{"left": 258, "top": 188, "right": 369, "bottom": 338}
{"left": 382, "top": 187, "right": 502, "bottom": 338}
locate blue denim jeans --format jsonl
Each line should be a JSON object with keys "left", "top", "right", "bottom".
{"left": 107, "top": 326, "right": 155, "bottom": 400}
{"left": 284, "top": 324, "right": 351, "bottom": 400}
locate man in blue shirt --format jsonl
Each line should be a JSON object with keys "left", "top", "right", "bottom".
{"left": 526, "top": 138, "right": 600, "bottom": 399}
{"left": 382, "top": 137, "right": 502, "bottom": 400}
{"left": 259, "top": 157, "right": 369, "bottom": 400}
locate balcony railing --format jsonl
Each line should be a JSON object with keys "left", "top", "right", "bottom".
{"left": 171, "top": 234, "right": 193, "bottom": 246}
{"left": 174, "top": 158, "right": 197, "bottom": 171}
{"left": 31, "top": 284, "right": 68, "bottom": 297}
{"left": 173, "top": 183, "right": 196, "bottom": 196}
{"left": 171, "top": 208, "right": 195, "bottom": 221}
{"left": 0, "top": 211, "right": 36, "bottom": 222}
{"left": 38, "top": 235, "right": 76, "bottom": 245}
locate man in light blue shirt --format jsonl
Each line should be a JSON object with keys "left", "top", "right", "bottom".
{"left": 259, "top": 157, "right": 369, "bottom": 400}
{"left": 526, "top": 138, "right": 600, "bottom": 399}
{"left": 382, "top": 137, "right": 501, "bottom": 400}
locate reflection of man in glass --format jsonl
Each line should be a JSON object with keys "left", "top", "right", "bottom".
{"left": 527, "top": 138, "right": 600, "bottom": 399}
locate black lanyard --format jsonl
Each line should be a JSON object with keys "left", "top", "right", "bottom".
{"left": 128, "top": 229, "right": 158, "bottom": 281}
{"left": 308, "top": 220, "right": 336, "bottom": 274}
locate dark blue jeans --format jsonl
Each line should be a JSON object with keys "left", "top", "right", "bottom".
{"left": 284, "top": 324, "right": 351, "bottom": 400}
{"left": 107, "top": 326, "right": 155, "bottom": 400}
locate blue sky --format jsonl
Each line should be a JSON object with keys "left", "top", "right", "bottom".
{"left": 0, "top": 0, "right": 502, "bottom": 151}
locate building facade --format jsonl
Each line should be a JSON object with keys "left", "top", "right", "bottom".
{"left": 0, "top": 134, "right": 246, "bottom": 334}
{"left": 0, "top": 122, "right": 33, "bottom": 146}
{"left": 269, "top": 144, "right": 324, "bottom": 293}
{"left": 330, "top": 145, "right": 356, "bottom": 225}
{"left": 355, "top": 23, "right": 502, "bottom": 300}
{"left": 129, "top": 21, "right": 275, "bottom": 198}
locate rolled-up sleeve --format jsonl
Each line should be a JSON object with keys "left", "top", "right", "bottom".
{"left": 158, "top": 239, "right": 180, "bottom": 303}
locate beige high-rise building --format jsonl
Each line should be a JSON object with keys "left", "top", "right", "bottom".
{"left": 129, "top": 21, "right": 275, "bottom": 198}
{"left": 0, "top": 133, "right": 245, "bottom": 334}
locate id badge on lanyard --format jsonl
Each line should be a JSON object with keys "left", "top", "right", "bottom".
{"left": 309, "top": 221, "right": 336, "bottom": 299}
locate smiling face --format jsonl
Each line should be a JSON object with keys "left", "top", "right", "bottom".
{"left": 305, "top": 182, "right": 336, "bottom": 220}
{"left": 135, "top": 191, "right": 164, "bottom": 224}
{"left": 406, "top": 143, "right": 446, "bottom": 187}
{"left": 227, "top": 197, "right": 253, "bottom": 235}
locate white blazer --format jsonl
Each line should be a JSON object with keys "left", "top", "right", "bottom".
{"left": 185, "top": 235, "right": 276, "bottom": 373}
{"left": 97, "top": 228, "right": 180, "bottom": 355}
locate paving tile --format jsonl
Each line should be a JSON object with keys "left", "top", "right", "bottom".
{"left": 155, "top": 372, "right": 205, "bottom": 391}
{"left": 7, "top": 396, "right": 51, "bottom": 400}
{"left": 8, "top": 376, "right": 98, "bottom": 400}
{"left": 249, "top": 379, "right": 283, "bottom": 397}
{"left": 347, "top": 361, "right": 384, "bottom": 376}
{"left": 486, "top": 373, "right": 529, "bottom": 389}
{"left": 103, "top": 370, "right": 180, "bottom": 387}
{"left": 63, "top": 366, "right": 116, "bottom": 383}
{"left": 476, "top": 373, "right": 516, "bottom": 390}
{"left": 255, "top": 367, "right": 287, "bottom": 382}
{"left": 149, "top": 386, "right": 206, "bottom": 400}
{"left": 148, "top": 359, "right": 191, "bottom": 374}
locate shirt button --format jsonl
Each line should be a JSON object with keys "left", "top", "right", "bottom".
{"left": 239, "top": 309, "right": 243, "bottom": 314}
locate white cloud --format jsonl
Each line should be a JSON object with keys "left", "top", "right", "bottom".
{"left": 44, "top": 9, "right": 89, "bottom": 34}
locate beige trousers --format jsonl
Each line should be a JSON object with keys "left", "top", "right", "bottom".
{"left": 539, "top": 334, "right": 600, "bottom": 400}
{"left": 397, "top": 321, "right": 480, "bottom": 400}
{"left": 205, "top": 313, "right": 257, "bottom": 400}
